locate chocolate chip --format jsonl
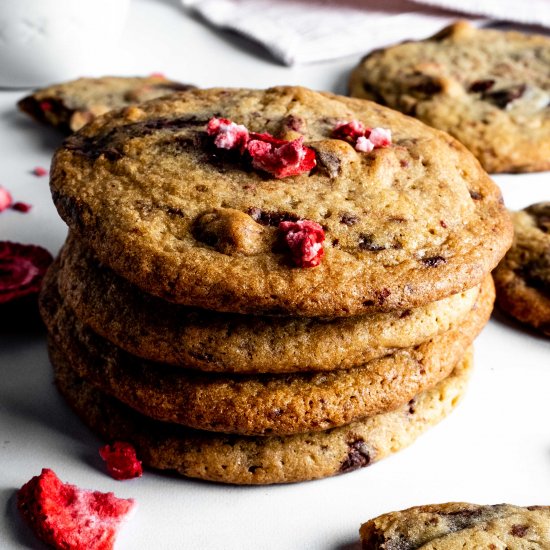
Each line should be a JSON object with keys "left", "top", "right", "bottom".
{"left": 525, "top": 202, "right": 550, "bottom": 233}
{"left": 410, "top": 79, "right": 442, "bottom": 96}
{"left": 359, "top": 234, "right": 385, "bottom": 251}
{"left": 422, "top": 256, "right": 446, "bottom": 267}
{"left": 340, "top": 212, "right": 359, "bottom": 226}
{"left": 315, "top": 149, "right": 341, "bottom": 178}
{"left": 522, "top": 258, "right": 550, "bottom": 295}
{"left": 377, "top": 288, "right": 391, "bottom": 305}
{"left": 482, "top": 84, "right": 526, "bottom": 109}
{"left": 339, "top": 439, "right": 372, "bottom": 472}
{"left": 247, "top": 207, "right": 300, "bottom": 227}
{"left": 408, "top": 399, "right": 416, "bottom": 414}
{"left": 469, "top": 190, "right": 482, "bottom": 200}
{"left": 510, "top": 524, "right": 529, "bottom": 537}
{"left": 469, "top": 79, "right": 495, "bottom": 93}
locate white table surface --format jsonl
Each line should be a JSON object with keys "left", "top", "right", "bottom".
{"left": 1, "top": 1, "right": 549, "bottom": 548}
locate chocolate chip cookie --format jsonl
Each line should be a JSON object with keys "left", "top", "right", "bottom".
{"left": 493, "top": 202, "right": 550, "bottom": 336}
{"left": 360, "top": 503, "right": 550, "bottom": 549}
{"left": 350, "top": 21, "right": 550, "bottom": 173}
{"left": 40, "top": 268, "right": 494, "bottom": 436}
{"left": 18, "top": 75, "right": 194, "bottom": 132}
{"left": 49, "top": 86, "right": 511, "bottom": 316}
{"left": 53, "top": 344, "right": 472, "bottom": 485}
{"left": 55, "top": 233, "right": 482, "bottom": 373}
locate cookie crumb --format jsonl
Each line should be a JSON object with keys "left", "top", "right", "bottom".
{"left": 17, "top": 468, "right": 135, "bottom": 550}
{"left": 99, "top": 441, "right": 143, "bottom": 480}
{"left": 279, "top": 220, "right": 325, "bottom": 267}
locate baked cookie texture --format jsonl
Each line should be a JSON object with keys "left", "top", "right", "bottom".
{"left": 52, "top": 343, "right": 472, "bottom": 485}
{"left": 349, "top": 21, "right": 550, "bottom": 174}
{"left": 40, "top": 267, "right": 493, "bottom": 436}
{"left": 49, "top": 85, "right": 512, "bottom": 316}
{"left": 18, "top": 75, "right": 195, "bottom": 132}
{"left": 493, "top": 202, "right": 550, "bottom": 336}
{"left": 55, "top": 233, "right": 482, "bottom": 373}
{"left": 360, "top": 503, "right": 550, "bottom": 549}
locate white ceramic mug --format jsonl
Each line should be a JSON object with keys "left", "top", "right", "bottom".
{"left": 0, "top": 0, "right": 130, "bottom": 88}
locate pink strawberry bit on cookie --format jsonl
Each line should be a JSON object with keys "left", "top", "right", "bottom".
{"left": 0, "top": 242, "right": 53, "bottom": 304}
{"left": 99, "top": 442, "right": 143, "bottom": 481}
{"left": 279, "top": 220, "right": 325, "bottom": 267}
{"left": 0, "top": 186, "right": 13, "bottom": 212}
{"left": 332, "top": 120, "right": 392, "bottom": 152}
{"left": 247, "top": 134, "right": 316, "bottom": 179}
{"left": 17, "top": 468, "right": 135, "bottom": 550}
{"left": 207, "top": 117, "right": 250, "bottom": 152}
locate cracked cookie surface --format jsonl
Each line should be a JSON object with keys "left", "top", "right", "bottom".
{"left": 350, "top": 21, "right": 550, "bottom": 173}
{"left": 49, "top": 86, "right": 511, "bottom": 316}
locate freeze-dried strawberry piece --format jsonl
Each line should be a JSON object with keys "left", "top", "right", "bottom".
{"left": 0, "top": 186, "right": 13, "bottom": 212}
{"left": 331, "top": 120, "right": 366, "bottom": 143}
{"left": 279, "top": 220, "right": 325, "bottom": 267}
{"left": 247, "top": 134, "right": 316, "bottom": 178}
{"left": 32, "top": 166, "right": 48, "bottom": 177}
{"left": 355, "top": 136, "right": 375, "bottom": 153}
{"left": 207, "top": 117, "right": 250, "bottom": 152}
{"left": 0, "top": 242, "right": 53, "bottom": 304}
{"left": 17, "top": 468, "right": 135, "bottom": 550}
{"left": 367, "top": 127, "right": 392, "bottom": 148}
{"left": 99, "top": 442, "right": 143, "bottom": 481}
{"left": 12, "top": 202, "right": 32, "bottom": 213}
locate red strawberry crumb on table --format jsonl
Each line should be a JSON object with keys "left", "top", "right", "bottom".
{"left": 99, "top": 442, "right": 143, "bottom": 481}
{"left": 207, "top": 117, "right": 249, "bottom": 152}
{"left": 332, "top": 120, "right": 392, "bottom": 152}
{"left": 247, "top": 134, "right": 316, "bottom": 179}
{"left": 12, "top": 202, "right": 32, "bottom": 213}
{"left": 0, "top": 186, "right": 13, "bottom": 212}
{"left": 32, "top": 166, "right": 48, "bottom": 177}
{"left": 279, "top": 220, "right": 325, "bottom": 268}
{"left": 0, "top": 242, "right": 53, "bottom": 304}
{"left": 17, "top": 468, "right": 135, "bottom": 550}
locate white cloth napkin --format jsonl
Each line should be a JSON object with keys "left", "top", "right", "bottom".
{"left": 182, "top": 0, "right": 550, "bottom": 65}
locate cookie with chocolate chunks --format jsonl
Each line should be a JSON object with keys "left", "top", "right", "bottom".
{"left": 52, "top": 343, "right": 472, "bottom": 485}
{"left": 493, "top": 202, "right": 550, "bottom": 336}
{"left": 360, "top": 503, "right": 550, "bottom": 549}
{"left": 49, "top": 86, "right": 511, "bottom": 316}
{"left": 54, "top": 233, "right": 481, "bottom": 373}
{"left": 350, "top": 21, "right": 550, "bottom": 173}
{"left": 18, "top": 75, "right": 195, "bottom": 133}
{"left": 39, "top": 269, "right": 494, "bottom": 436}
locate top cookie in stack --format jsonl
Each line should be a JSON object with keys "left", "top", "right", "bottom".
{"left": 50, "top": 86, "right": 510, "bottom": 317}
{"left": 43, "top": 86, "right": 512, "bottom": 484}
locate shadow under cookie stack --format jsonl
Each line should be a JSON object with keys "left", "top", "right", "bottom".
{"left": 40, "top": 86, "right": 511, "bottom": 484}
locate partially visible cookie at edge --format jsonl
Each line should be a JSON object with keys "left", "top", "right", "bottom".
{"left": 493, "top": 202, "right": 550, "bottom": 336}
{"left": 50, "top": 86, "right": 512, "bottom": 316}
{"left": 360, "top": 502, "right": 550, "bottom": 549}
{"left": 18, "top": 75, "right": 195, "bottom": 132}
{"left": 350, "top": 21, "right": 550, "bottom": 173}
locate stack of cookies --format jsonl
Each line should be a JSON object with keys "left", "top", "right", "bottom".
{"left": 40, "top": 86, "right": 511, "bottom": 484}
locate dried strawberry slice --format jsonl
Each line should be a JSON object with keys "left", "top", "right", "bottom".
{"left": 0, "top": 242, "right": 53, "bottom": 304}
{"left": 247, "top": 135, "right": 316, "bottom": 178}
{"left": 99, "top": 442, "right": 143, "bottom": 481}
{"left": 279, "top": 220, "right": 325, "bottom": 268}
{"left": 17, "top": 468, "right": 135, "bottom": 550}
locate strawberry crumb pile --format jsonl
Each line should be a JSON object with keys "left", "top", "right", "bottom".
{"left": 332, "top": 120, "right": 392, "bottom": 153}
{"left": 0, "top": 241, "right": 53, "bottom": 304}
{"left": 0, "top": 186, "right": 32, "bottom": 214}
{"left": 279, "top": 220, "right": 325, "bottom": 268}
{"left": 206, "top": 117, "right": 316, "bottom": 178}
{"left": 17, "top": 468, "right": 135, "bottom": 550}
{"left": 100, "top": 442, "right": 143, "bottom": 481}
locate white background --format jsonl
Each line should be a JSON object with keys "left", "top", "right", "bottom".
{"left": 1, "top": 1, "right": 549, "bottom": 548}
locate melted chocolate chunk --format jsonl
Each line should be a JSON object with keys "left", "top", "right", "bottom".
{"left": 282, "top": 115, "right": 305, "bottom": 132}
{"left": 315, "top": 149, "right": 342, "bottom": 178}
{"left": 526, "top": 202, "right": 550, "bottom": 233}
{"left": 340, "top": 439, "right": 372, "bottom": 472}
{"left": 469, "top": 189, "right": 483, "bottom": 200}
{"left": 340, "top": 212, "right": 359, "bottom": 226}
{"left": 247, "top": 207, "right": 300, "bottom": 227}
{"left": 510, "top": 524, "right": 529, "bottom": 537}
{"left": 469, "top": 79, "right": 495, "bottom": 93}
{"left": 359, "top": 234, "right": 385, "bottom": 251}
{"left": 482, "top": 84, "right": 526, "bottom": 109}
{"left": 410, "top": 79, "right": 442, "bottom": 96}
{"left": 64, "top": 116, "right": 209, "bottom": 161}
{"left": 422, "top": 256, "right": 446, "bottom": 267}
{"left": 522, "top": 257, "right": 550, "bottom": 295}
